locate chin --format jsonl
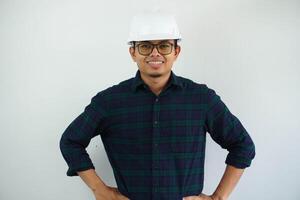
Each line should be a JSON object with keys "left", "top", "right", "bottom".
{"left": 148, "top": 72, "right": 163, "bottom": 78}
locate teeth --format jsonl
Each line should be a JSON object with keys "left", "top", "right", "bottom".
{"left": 148, "top": 61, "right": 163, "bottom": 64}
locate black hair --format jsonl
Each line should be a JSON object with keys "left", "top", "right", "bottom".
{"left": 132, "top": 41, "right": 136, "bottom": 48}
{"left": 174, "top": 39, "right": 178, "bottom": 48}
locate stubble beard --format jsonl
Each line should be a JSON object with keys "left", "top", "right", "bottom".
{"left": 148, "top": 73, "right": 162, "bottom": 78}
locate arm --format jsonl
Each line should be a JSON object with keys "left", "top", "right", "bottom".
{"left": 59, "top": 92, "right": 129, "bottom": 200}
{"left": 211, "top": 165, "right": 244, "bottom": 200}
{"left": 205, "top": 87, "right": 256, "bottom": 169}
{"left": 77, "top": 169, "right": 129, "bottom": 200}
{"left": 59, "top": 92, "right": 107, "bottom": 176}
{"left": 184, "top": 87, "right": 255, "bottom": 200}
{"left": 202, "top": 87, "right": 255, "bottom": 200}
{"left": 183, "top": 165, "right": 244, "bottom": 200}
{"left": 78, "top": 169, "right": 107, "bottom": 194}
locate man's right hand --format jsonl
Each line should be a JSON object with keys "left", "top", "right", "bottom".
{"left": 77, "top": 169, "right": 129, "bottom": 200}
{"left": 93, "top": 185, "right": 129, "bottom": 200}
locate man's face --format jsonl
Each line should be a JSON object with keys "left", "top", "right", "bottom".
{"left": 129, "top": 40, "right": 181, "bottom": 78}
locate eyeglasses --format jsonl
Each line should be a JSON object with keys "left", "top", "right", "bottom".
{"left": 135, "top": 41, "right": 175, "bottom": 56}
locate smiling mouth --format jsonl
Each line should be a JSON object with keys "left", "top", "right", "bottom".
{"left": 146, "top": 61, "right": 164, "bottom": 64}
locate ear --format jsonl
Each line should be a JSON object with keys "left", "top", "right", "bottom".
{"left": 174, "top": 45, "right": 181, "bottom": 59}
{"left": 129, "top": 47, "right": 136, "bottom": 62}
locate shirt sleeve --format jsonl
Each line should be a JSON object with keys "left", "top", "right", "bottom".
{"left": 205, "top": 87, "right": 256, "bottom": 169}
{"left": 59, "top": 92, "right": 108, "bottom": 176}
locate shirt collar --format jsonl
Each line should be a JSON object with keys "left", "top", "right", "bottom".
{"left": 131, "top": 70, "right": 183, "bottom": 92}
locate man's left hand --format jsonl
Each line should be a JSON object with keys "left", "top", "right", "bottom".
{"left": 183, "top": 193, "right": 214, "bottom": 200}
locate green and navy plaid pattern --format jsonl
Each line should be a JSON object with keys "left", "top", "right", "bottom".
{"left": 60, "top": 70, "right": 255, "bottom": 200}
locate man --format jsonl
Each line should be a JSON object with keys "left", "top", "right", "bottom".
{"left": 60, "top": 13, "right": 255, "bottom": 200}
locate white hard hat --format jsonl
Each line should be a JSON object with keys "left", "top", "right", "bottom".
{"left": 127, "top": 13, "right": 182, "bottom": 45}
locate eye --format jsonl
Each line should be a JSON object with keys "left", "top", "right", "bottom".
{"left": 159, "top": 44, "right": 171, "bottom": 49}
{"left": 139, "top": 44, "right": 152, "bottom": 49}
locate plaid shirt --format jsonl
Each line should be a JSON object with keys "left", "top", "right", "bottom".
{"left": 60, "top": 70, "right": 255, "bottom": 200}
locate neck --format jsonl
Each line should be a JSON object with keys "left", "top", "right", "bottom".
{"left": 140, "top": 71, "right": 171, "bottom": 96}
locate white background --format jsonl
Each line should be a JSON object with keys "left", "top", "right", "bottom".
{"left": 1, "top": 0, "right": 299, "bottom": 199}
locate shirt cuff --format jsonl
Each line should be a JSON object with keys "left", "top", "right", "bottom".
{"left": 66, "top": 163, "right": 95, "bottom": 176}
{"left": 225, "top": 153, "right": 254, "bottom": 169}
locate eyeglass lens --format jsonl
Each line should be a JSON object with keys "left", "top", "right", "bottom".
{"left": 137, "top": 42, "right": 173, "bottom": 55}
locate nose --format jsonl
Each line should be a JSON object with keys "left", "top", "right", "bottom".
{"left": 149, "top": 46, "right": 161, "bottom": 57}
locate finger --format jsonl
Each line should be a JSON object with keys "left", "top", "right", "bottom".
{"left": 119, "top": 196, "right": 129, "bottom": 200}
{"left": 183, "top": 196, "right": 200, "bottom": 200}
{"left": 117, "top": 192, "right": 130, "bottom": 200}
{"left": 198, "top": 193, "right": 212, "bottom": 199}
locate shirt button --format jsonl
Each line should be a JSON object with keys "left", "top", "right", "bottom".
{"left": 155, "top": 98, "right": 159, "bottom": 102}
{"left": 154, "top": 121, "right": 158, "bottom": 125}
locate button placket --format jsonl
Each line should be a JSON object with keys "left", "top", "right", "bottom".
{"left": 152, "top": 96, "right": 161, "bottom": 196}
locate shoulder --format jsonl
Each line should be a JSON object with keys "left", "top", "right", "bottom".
{"left": 105, "top": 77, "right": 134, "bottom": 93}
{"left": 93, "top": 77, "right": 135, "bottom": 99}
{"left": 176, "top": 75, "right": 214, "bottom": 94}
{"left": 176, "top": 75, "right": 222, "bottom": 106}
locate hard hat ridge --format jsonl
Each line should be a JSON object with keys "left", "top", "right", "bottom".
{"left": 127, "top": 12, "right": 182, "bottom": 45}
